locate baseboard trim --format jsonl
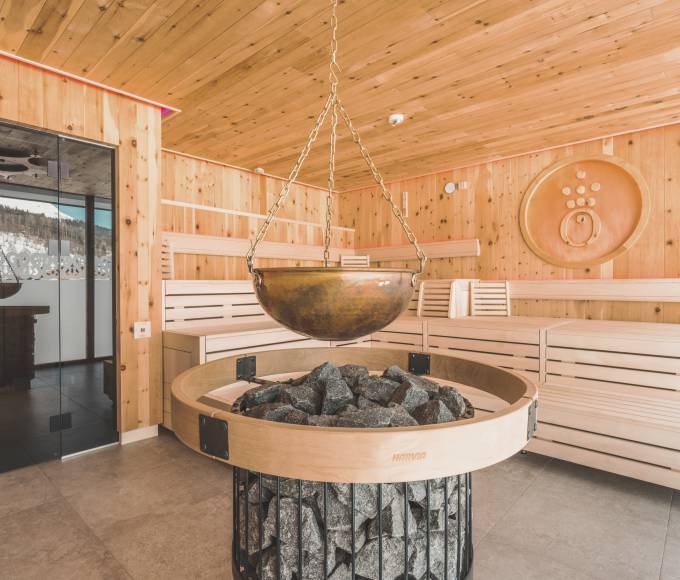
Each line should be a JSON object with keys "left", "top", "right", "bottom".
{"left": 61, "top": 441, "right": 119, "bottom": 461}
{"left": 120, "top": 424, "right": 159, "bottom": 445}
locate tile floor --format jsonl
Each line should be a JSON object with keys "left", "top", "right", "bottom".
{"left": 0, "top": 429, "right": 677, "bottom": 580}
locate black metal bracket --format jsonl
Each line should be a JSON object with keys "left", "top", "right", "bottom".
{"left": 527, "top": 399, "right": 538, "bottom": 439}
{"left": 408, "top": 352, "right": 431, "bottom": 375}
{"left": 199, "top": 414, "right": 229, "bottom": 460}
{"left": 49, "top": 412, "right": 72, "bottom": 432}
{"left": 236, "top": 355, "right": 256, "bottom": 380}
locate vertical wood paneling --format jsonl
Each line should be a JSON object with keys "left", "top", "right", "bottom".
{"left": 0, "top": 57, "right": 162, "bottom": 432}
{"left": 339, "top": 125, "right": 680, "bottom": 323}
{"left": 160, "top": 151, "right": 353, "bottom": 280}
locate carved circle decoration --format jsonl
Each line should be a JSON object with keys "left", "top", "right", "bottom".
{"left": 519, "top": 154, "right": 650, "bottom": 268}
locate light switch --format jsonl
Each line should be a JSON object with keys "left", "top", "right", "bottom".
{"left": 134, "top": 321, "right": 151, "bottom": 339}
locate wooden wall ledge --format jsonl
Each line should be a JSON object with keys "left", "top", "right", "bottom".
{"left": 161, "top": 199, "right": 355, "bottom": 233}
{"left": 163, "top": 232, "right": 352, "bottom": 263}
{"left": 359, "top": 239, "right": 480, "bottom": 261}
{"left": 162, "top": 233, "right": 480, "bottom": 266}
{"left": 509, "top": 278, "right": 680, "bottom": 303}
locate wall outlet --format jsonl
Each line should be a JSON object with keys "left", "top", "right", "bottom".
{"left": 134, "top": 321, "right": 151, "bottom": 339}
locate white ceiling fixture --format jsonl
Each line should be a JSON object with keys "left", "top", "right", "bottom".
{"left": 254, "top": 167, "right": 265, "bottom": 174}
{"left": 387, "top": 113, "right": 405, "bottom": 126}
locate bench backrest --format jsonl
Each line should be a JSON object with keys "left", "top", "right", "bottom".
{"left": 417, "top": 280, "right": 455, "bottom": 318}
{"left": 340, "top": 255, "right": 370, "bottom": 267}
{"left": 470, "top": 280, "right": 511, "bottom": 316}
{"left": 162, "top": 280, "right": 268, "bottom": 331}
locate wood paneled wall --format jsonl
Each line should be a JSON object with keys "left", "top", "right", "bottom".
{"left": 339, "top": 125, "right": 680, "bottom": 323}
{"left": 0, "top": 57, "right": 162, "bottom": 432}
{"left": 161, "top": 150, "right": 353, "bottom": 280}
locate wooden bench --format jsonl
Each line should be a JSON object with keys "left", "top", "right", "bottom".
{"left": 528, "top": 319, "right": 680, "bottom": 489}
{"left": 370, "top": 314, "right": 680, "bottom": 489}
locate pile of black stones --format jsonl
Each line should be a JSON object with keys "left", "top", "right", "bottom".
{"left": 234, "top": 362, "right": 473, "bottom": 579}
{"left": 233, "top": 361, "right": 474, "bottom": 427}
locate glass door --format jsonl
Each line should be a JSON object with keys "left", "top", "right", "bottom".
{"left": 57, "top": 136, "right": 117, "bottom": 456}
{"left": 0, "top": 123, "right": 62, "bottom": 470}
{"left": 0, "top": 123, "right": 117, "bottom": 472}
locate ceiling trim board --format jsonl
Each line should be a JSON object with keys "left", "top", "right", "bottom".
{"left": 161, "top": 148, "right": 331, "bottom": 193}
{"left": 0, "top": 50, "right": 180, "bottom": 114}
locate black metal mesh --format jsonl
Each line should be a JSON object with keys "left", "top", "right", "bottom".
{"left": 233, "top": 468, "right": 473, "bottom": 580}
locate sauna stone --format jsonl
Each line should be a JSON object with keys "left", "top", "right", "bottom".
{"left": 241, "top": 382, "right": 283, "bottom": 407}
{"left": 278, "top": 384, "right": 320, "bottom": 414}
{"left": 321, "top": 376, "right": 354, "bottom": 414}
{"left": 411, "top": 400, "right": 455, "bottom": 425}
{"left": 389, "top": 380, "right": 430, "bottom": 412}
{"left": 238, "top": 361, "right": 472, "bottom": 428}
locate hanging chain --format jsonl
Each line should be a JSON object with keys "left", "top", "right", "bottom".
{"left": 337, "top": 99, "right": 427, "bottom": 282}
{"left": 246, "top": 92, "right": 333, "bottom": 278}
{"left": 247, "top": 0, "right": 426, "bottom": 283}
{"left": 324, "top": 0, "right": 340, "bottom": 266}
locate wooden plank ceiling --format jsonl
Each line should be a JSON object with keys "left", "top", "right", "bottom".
{"left": 2, "top": 0, "right": 680, "bottom": 190}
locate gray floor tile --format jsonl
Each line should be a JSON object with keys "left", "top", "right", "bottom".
{"left": 98, "top": 492, "right": 232, "bottom": 580}
{"left": 54, "top": 444, "right": 230, "bottom": 534}
{"left": 482, "top": 459, "right": 672, "bottom": 580}
{"left": 0, "top": 464, "right": 60, "bottom": 519}
{"left": 0, "top": 499, "right": 131, "bottom": 580}
{"left": 472, "top": 451, "right": 552, "bottom": 545}
{"left": 39, "top": 429, "right": 187, "bottom": 496}
{"left": 469, "top": 532, "right": 599, "bottom": 580}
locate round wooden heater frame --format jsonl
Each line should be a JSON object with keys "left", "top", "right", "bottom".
{"left": 171, "top": 347, "right": 538, "bottom": 484}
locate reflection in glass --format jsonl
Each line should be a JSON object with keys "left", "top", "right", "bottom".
{"left": 0, "top": 123, "right": 61, "bottom": 470}
{"left": 57, "top": 136, "right": 116, "bottom": 457}
{"left": 0, "top": 122, "right": 117, "bottom": 471}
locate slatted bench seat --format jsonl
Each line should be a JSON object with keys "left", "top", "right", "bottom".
{"left": 426, "top": 316, "right": 567, "bottom": 385}
{"left": 527, "top": 319, "right": 680, "bottom": 489}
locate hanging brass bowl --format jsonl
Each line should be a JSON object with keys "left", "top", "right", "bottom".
{"left": 253, "top": 267, "right": 415, "bottom": 341}
{"left": 0, "top": 282, "right": 22, "bottom": 299}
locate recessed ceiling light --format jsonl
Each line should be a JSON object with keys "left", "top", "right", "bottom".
{"left": 387, "top": 113, "right": 405, "bottom": 126}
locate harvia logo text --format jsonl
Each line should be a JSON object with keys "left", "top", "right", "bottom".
{"left": 392, "top": 452, "right": 427, "bottom": 463}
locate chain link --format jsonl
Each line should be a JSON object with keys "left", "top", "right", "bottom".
{"left": 324, "top": 0, "right": 340, "bottom": 266}
{"left": 246, "top": 92, "right": 333, "bottom": 277}
{"left": 247, "top": 0, "right": 426, "bottom": 284}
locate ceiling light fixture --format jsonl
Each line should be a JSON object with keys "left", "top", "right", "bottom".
{"left": 388, "top": 113, "right": 405, "bottom": 126}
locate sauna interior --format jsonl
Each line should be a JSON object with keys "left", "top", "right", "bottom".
{"left": 1, "top": 1, "right": 679, "bottom": 579}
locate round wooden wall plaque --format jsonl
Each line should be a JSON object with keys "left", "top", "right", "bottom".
{"left": 519, "top": 154, "right": 650, "bottom": 268}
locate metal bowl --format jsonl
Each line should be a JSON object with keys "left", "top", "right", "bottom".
{"left": 253, "top": 267, "right": 415, "bottom": 341}
{"left": 0, "top": 282, "right": 22, "bottom": 299}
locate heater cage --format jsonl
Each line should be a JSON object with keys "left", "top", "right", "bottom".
{"left": 232, "top": 467, "right": 473, "bottom": 580}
